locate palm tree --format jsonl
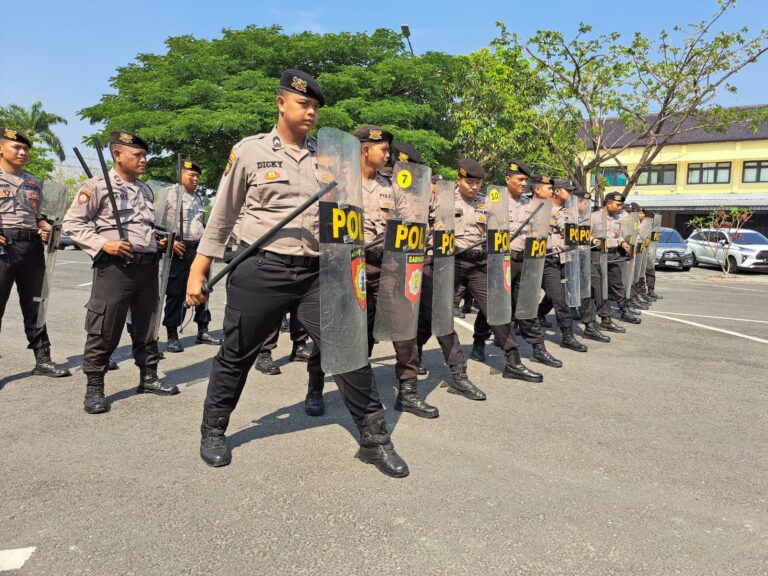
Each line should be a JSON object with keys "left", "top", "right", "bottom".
{"left": 0, "top": 101, "right": 68, "bottom": 161}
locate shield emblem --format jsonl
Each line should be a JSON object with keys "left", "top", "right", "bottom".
{"left": 351, "top": 251, "right": 367, "bottom": 311}
{"left": 503, "top": 257, "right": 512, "bottom": 293}
{"left": 404, "top": 254, "right": 424, "bottom": 304}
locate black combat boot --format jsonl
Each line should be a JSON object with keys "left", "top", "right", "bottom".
{"left": 280, "top": 317, "right": 290, "bottom": 332}
{"left": 137, "top": 366, "right": 179, "bottom": 395}
{"left": 620, "top": 309, "right": 641, "bottom": 324}
{"left": 289, "top": 341, "right": 311, "bottom": 362}
{"left": 538, "top": 315, "right": 552, "bottom": 328}
{"left": 453, "top": 305, "right": 465, "bottom": 319}
{"left": 83, "top": 373, "right": 109, "bottom": 414}
{"left": 560, "top": 327, "right": 588, "bottom": 352}
{"left": 503, "top": 349, "right": 543, "bottom": 383}
{"left": 166, "top": 326, "right": 183, "bottom": 353}
{"left": 448, "top": 362, "right": 486, "bottom": 400}
{"left": 583, "top": 322, "right": 611, "bottom": 342}
{"left": 200, "top": 413, "right": 231, "bottom": 467}
{"left": 470, "top": 339, "right": 486, "bottom": 362}
{"left": 108, "top": 358, "right": 119, "bottom": 371}
{"left": 304, "top": 373, "right": 325, "bottom": 416}
{"left": 647, "top": 291, "right": 662, "bottom": 300}
{"left": 32, "top": 347, "right": 71, "bottom": 378}
{"left": 600, "top": 317, "right": 626, "bottom": 333}
{"left": 356, "top": 410, "right": 409, "bottom": 478}
{"left": 631, "top": 297, "right": 650, "bottom": 310}
{"left": 415, "top": 345, "right": 427, "bottom": 376}
{"left": 531, "top": 343, "right": 563, "bottom": 368}
{"left": 395, "top": 377, "right": 439, "bottom": 418}
{"left": 254, "top": 351, "right": 280, "bottom": 375}
{"left": 196, "top": 324, "right": 222, "bottom": 345}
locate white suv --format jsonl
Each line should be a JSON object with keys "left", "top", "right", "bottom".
{"left": 686, "top": 228, "right": 768, "bottom": 273}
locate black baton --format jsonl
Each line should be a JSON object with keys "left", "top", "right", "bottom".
{"left": 364, "top": 237, "right": 384, "bottom": 250}
{"left": 73, "top": 147, "right": 93, "bottom": 179}
{"left": 92, "top": 137, "right": 129, "bottom": 245}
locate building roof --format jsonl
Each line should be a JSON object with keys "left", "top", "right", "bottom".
{"left": 584, "top": 105, "right": 768, "bottom": 150}
{"left": 631, "top": 192, "right": 768, "bottom": 211}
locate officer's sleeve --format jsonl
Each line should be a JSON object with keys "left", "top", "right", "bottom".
{"left": 198, "top": 145, "right": 249, "bottom": 259}
{"left": 62, "top": 180, "right": 107, "bottom": 259}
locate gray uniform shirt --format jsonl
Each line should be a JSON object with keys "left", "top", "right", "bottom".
{"left": 508, "top": 194, "right": 531, "bottom": 252}
{"left": 454, "top": 189, "right": 486, "bottom": 251}
{"left": 166, "top": 190, "right": 205, "bottom": 242}
{"left": 0, "top": 168, "right": 43, "bottom": 229}
{"left": 62, "top": 168, "right": 158, "bottom": 258}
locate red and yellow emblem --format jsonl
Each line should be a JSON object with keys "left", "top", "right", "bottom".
{"left": 264, "top": 170, "right": 280, "bottom": 180}
{"left": 404, "top": 255, "right": 424, "bottom": 304}
{"left": 503, "top": 259, "right": 512, "bottom": 293}
{"left": 351, "top": 255, "right": 367, "bottom": 311}
{"left": 224, "top": 152, "right": 236, "bottom": 176}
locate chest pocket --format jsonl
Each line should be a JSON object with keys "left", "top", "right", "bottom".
{"left": 0, "top": 190, "right": 16, "bottom": 213}
{"left": 254, "top": 170, "right": 293, "bottom": 207}
{"left": 378, "top": 191, "right": 395, "bottom": 212}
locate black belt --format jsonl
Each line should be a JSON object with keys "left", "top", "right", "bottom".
{"left": 511, "top": 250, "right": 524, "bottom": 262}
{"left": 100, "top": 252, "right": 159, "bottom": 265}
{"left": 365, "top": 250, "right": 384, "bottom": 265}
{"left": 456, "top": 250, "right": 485, "bottom": 262}
{"left": 245, "top": 245, "right": 319, "bottom": 268}
{"left": 183, "top": 240, "right": 200, "bottom": 250}
{"left": 607, "top": 247, "right": 619, "bottom": 254}
{"left": 2, "top": 228, "right": 38, "bottom": 241}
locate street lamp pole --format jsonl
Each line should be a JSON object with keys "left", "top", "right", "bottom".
{"left": 401, "top": 25, "right": 415, "bottom": 56}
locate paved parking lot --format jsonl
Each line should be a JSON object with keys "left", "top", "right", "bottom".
{"left": 1, "top": 251, "right": 767, "bottom": 575}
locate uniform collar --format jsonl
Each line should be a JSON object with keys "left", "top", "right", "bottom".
{"left": 269, "top": 126, "right": 316, "bottom": 152}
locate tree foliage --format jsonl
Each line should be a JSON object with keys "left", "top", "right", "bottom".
{"left": 0, "top": 101, "right": 68, "bottom": 161}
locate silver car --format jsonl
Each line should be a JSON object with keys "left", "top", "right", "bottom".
{"left": 686, "top": 228, "right": 768, "bottom": 273}
{"left": 654, "top": 228, "right": 694, "bottom": 271}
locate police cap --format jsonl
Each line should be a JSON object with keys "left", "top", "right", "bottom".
{"left": 458, "top": 158, "right": 485, "bottom": 180}
{"left": 530, "top": 174, "right": 554, "bottom": 186}
{"left": 392, "top": 141, "right": 423, "bottom": 164}
{"left": 603, "top": 192, "right": 625, "bottom": 203}
{"left": 354, "top": 124, "right": 394, "bottom": 144}
{"left": 181, "top": 159, "right": 202, "bottom": 174}
{"left": 109, "top": 131, "right": 149, "bottom": 151}
{"left": 0, "top": 127, "right": 32, "bottom": 147}
{"left": 553, "top": 178, "right": 576, "bottom": 191}
{"left": 278, "top": 69, "right": 325, "bottom": 107}
{"left": 506, "top": 159, "right": 531, "bottom": 177}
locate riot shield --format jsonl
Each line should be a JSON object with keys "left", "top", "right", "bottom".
{"left": 634, "top": 215, "right": 653, "bottom": 283}
{"left": 593, "top": 210, "right": 609, "bottom": 297}
{"left": 373, "top": 160, "right": 431, "bottom": 342}
{"left": 577, "top": 199, "right": 592, "bottom": 300}
{"left": 621, "top": 212, "right": 639, "bottom": 299}
{"left": 147, "top": 179, "right": 182, "bottom": 342}
{"left": 430, "top": 180, "right": 455, "bottom": 337}
{"left": 647, "top": 214, "right": 663, "bottom": 268}
{"left": 317, "top": 127, "right": 368, "bottom": 374}
{"left": 562, "top": 196, "right": 581, "bottom": 307}
{"left": 485, "top": 185, "right": 511, "bottom": 325}
{"left": 515, "top": 198, "right": 551, "bottom": 320}
{"left": 33, "top": 180, "right": 72, "bottom": 329}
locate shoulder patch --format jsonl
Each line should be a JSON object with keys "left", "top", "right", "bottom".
{"left": 77, "top": 181, "right": 95, "bottom": 205}
{"left": 224, "top": 152, "right": 236, "bottom": 177}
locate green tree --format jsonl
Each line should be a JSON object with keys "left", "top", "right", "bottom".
{"left": 0, "top": 101, "right": 68, "bottom": 161}
{"left": 24, "top": 147, "right": 56, "bottom": 180}
{"left": 79, "top": 26, "right": 463, "bottom": 187}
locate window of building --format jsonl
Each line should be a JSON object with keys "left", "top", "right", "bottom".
{"left": 743, "top": 160, "right": 768, "bottom": 183}
{"left": 637, "top": 164, "right": 676, "bottom": 186}
{"left": 590, "top": 167, "right": 628, "bottom": 187}
{"left": 687, "top": 162, "right": 731, "bottom": 185}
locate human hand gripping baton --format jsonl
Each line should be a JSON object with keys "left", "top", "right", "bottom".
{"left": 453, "top": 200, "right": 545, "bottom": 258}
{"left": 92, "top": 136, "right": 132, "bottom": 263}
{"left": 201, "top": 179, "right": 339, "bottom": 294}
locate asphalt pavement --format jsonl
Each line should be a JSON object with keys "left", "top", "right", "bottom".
{"left": 1, "top": 251, "right": 766, "bottom": 575}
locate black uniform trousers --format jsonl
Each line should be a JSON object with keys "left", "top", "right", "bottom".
{"left": 0, "top": 237, "right": 51, "bottom": 350}
{"left": 365, "top": 260, "right": 420, "bottom": 382}
{"left": 204, "top": 249, "right": 381, "bottom": 426}
{"left": 455, "top": 255, "right": 518, "bottom": 352}
{"left": 82, "top": 254, "right": 162, "bottom": 374}
{"left": 163, "top": 244, "right": 210, "bottom": 329}
{"left": 590, "top": 252, "right": 611, "bottom": 320}
{"left": 601, "top": 250, "right": 628, "bottom": 317}
{"left": 261, "top": 312, "right": 308, "bottom": 352}
{"left": 473, "top": 252, "right": 544, "bottom": 345}
{"left": 537, "top": 256, "right": 573, "bottom": 332}
{"left": 416, "top": 258, "right": 464, "bottom": 367}
{"left": 631, "top": 257, "right": 656, "bottom": 297}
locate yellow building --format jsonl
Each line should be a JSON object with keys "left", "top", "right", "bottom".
{"left": 584, "top": 108, "right": 768, "bottom": 236}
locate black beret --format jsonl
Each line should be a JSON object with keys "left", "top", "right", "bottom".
{"left": 506, "top": 159, "right": 531, "bottom": 177}
{"left": 530, "top": 174, "right": 554, "bottom": 185}
{"left": 109, "top": 131, "right": 149, "bottom": 151}
{"left": 354, "top": 124, "right": 394, "bottom": 144}
{"left": 458, "top": 158, "right": 485, "bottom": 179}
{"left": 392, "top": 141, "right": 423, "bottom": 164}
{"left": 278, "top": 69, "right": 325, "bottom": 107}
{"left": 1, "top": 127, "right": 32, "bottom": 147}
{"left": 553, "top": 178, "right": 576, "bottom": 191}
{"left": 572, "top": 186, "right": 591, "bottom": 199}
{"left": 181, "top": 159, "right": 201, "bottom": 174}
{"left": 603, "top": 192, "right": 625, "bottom": 203}
{"left": 625, "top": 202, "right": 640, "bottom": 211}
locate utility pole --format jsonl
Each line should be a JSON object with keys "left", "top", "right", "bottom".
{"left": 401, "top": 25, "right": 415, "bottom": 56}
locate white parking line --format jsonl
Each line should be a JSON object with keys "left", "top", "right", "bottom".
{"left": 77, "top": 282, "right": 93, "bottom": 287}
{"left": 454, "top": 317, "right": 475, "bottom": 333}
{"left": 644, "top": 311, "right": 768, "bottom": 345}
{"left": 651, "top": 311, "right": 768, "bottom": 324}
{"left": 57, "top": 260, "right": 91, "bottom": 265}
{"left": 0, "top": 547, "right": 36, "bottom": 571}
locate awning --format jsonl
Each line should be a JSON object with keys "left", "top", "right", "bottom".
{"left": 629, "top": 193, "right": 768, "bottom": 211}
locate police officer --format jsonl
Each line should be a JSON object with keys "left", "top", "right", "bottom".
{"left": 186, "top": 71, "right": 408, "bottom": 478}
{"left": 627, "top": 203, "right": 652, "bottom": 309}
{"left": 163, "top": 160, "right": 223, "bottom": 353}
{"left": 0, "top": 127, "right": 70, "bottom": 377}
{"left": 471, "top": 160, "right": 562, "bottom": 367}
{"left": 63, "top": 131, "right": 178, "bottom": 414}
{"left": 453, "top": 159, "right": 542, "bottom": 383}
{"left": 601, "top": 192, "right": 641, "bottom": 325}
{"left": 637, "top": 208, "right": 662, "bottom": 300}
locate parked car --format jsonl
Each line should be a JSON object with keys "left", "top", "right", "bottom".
{"left": 654, "top": 227, "right": 694, "bottom": 271}
{"left": 686, "top": 228, "right": 768, "bottom": 273}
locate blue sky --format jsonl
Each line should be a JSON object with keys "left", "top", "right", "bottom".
{"left": 1, "top": 0, "right": 766, "bottom": 160}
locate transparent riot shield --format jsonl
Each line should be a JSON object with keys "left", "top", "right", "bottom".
{"left": 430, "top": 180, "right": 455, "bottom": 337}
{"left": 373, "top": 161, "right": 431, "bottom": 342}
{"left": 33, "top": 180, "right": 72, "bottom": 328}
{"left": 621, "top": 212, "right": 639, "bottom": 299}
{"left": 146, "top": 179, "right": 181, "bottom": 342}
{"left": 515, "top": 198, "right": 551, "bottom": 320}
{"left": 577, "top": 199, "right": 592, "bottom": 300}
{"left": 317, "top": 127, "right": 368, "bottom": 374}
{"left": 485, "top": 185, "right": 511, "bottom": 325}
{"left": 563, "top": 196, "right": 581, "bottom": 307}
{"left": 648, "top": 214, "right": 663, "bottom": 267}
{"left": 593, "top": 210, "right": 609, "bottom": 297}
{"left": 634, "top": 215, "right": 653, "bottom": 283}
